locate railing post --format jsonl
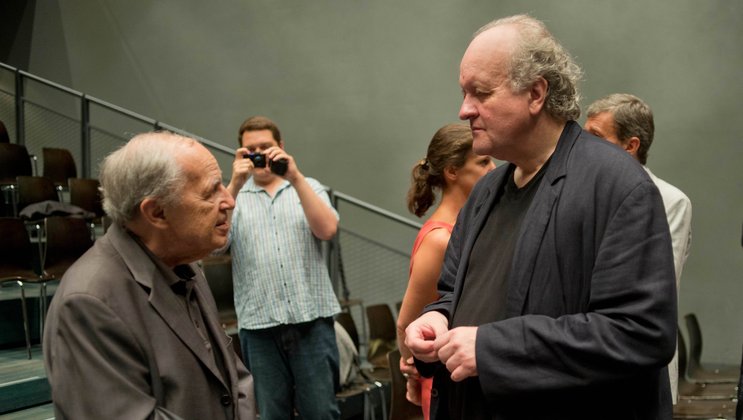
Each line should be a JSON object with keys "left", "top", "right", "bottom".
{"left": 14, "top": 68, "right": 24, "bottom": 145}
{"left": 80, "top": 94, "right": 91, "bottom": 178}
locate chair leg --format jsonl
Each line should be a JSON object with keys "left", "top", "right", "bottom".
{"left": 39, "top": 282, "right": 48, "bottom": 345}
{"left": 376, "top": 381, "right": 387, "bottom": 420}
{"left": 18, "top": 282, "right": 32, "bottom": 359}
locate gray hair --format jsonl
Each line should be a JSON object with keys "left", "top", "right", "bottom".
{"left": 475, "top": 14, "right": 583, "bottom": 121}
{"left": 99, "top": 131, "right": 194, "bottom": 225}
{"left": 586, "top": 93, "right": 654, "bottom": 165}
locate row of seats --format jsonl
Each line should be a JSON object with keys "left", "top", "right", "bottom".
{"left": 0, "top": 143, "right": 76, "bottom": 186}
{"left": 673, "top": 313, "right": 742, "bottom": 419}
{"left": 0, "top": 143, "right": 103, "bottom": 221}
{"left": 0, "top": 216, "right": 94, "bottom": 359}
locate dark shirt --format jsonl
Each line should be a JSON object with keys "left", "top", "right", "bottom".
{"left": 448, "top": 161, "right": 549, "bottom": 420}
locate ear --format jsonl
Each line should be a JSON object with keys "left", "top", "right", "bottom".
{"left": 138, "top": 197, "right": 169, "bottom": 230}
{"left": 444, "top": 165, "right": 458, "bottom": 183}
{"left": 624, "top": 136, "right": 641, "bottom": 157}
{"left": 528, "top": 76, "right": 549, "bottom": 115}
{"left": 278, "top": 140, "right": 285, "bottom": 150}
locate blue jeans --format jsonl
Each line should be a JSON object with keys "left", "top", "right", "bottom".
{"left": 240, "top": 317, "right": 340, "bottom": 420}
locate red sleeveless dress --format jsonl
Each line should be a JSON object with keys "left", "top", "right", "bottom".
{"left": 409, "top": 220, "right": 454, "bottom": 420}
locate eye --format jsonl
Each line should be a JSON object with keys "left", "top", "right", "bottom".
{"left": 474, "top": 88, "right": 493, "bottom": 99}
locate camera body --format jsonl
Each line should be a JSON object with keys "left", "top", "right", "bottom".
{"left": 244, "top": 153, "right": 288, "bottom": 176}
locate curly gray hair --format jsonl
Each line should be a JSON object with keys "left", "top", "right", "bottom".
{"left": 475, "top": 15, "right": 583, "bottom": 121}
{"left": 99, "top": 131, "right": 193, "bottom": 226}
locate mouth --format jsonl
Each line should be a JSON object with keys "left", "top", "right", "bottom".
{"left": 216, "top": 220, "right": 230, "bottom": 233}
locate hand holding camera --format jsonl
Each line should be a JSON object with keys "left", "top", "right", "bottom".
{"left": 243, "top": 152, "right": 289, "bottom": 176}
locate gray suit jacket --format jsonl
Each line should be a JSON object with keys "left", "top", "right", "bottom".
{"left": 44, "top": 224, "right": 256, "bottom": 420}
{"left": 423, "top": 121, "right": 677, "bottom": 420}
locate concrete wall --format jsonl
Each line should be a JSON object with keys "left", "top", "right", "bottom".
{"left": 5, "top": 0, "right": 743, "bottom": 364}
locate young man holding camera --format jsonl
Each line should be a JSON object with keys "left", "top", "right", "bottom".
{"left": 224, "top": 115, "right": 341, "bottom": 420}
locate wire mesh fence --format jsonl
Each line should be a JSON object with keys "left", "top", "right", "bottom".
{"left": 1, "top": 62, "right": 425, "bottom": 353}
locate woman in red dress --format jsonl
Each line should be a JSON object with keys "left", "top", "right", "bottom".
{"left": 397, "top": 123, "right": 495, "bottom": 419}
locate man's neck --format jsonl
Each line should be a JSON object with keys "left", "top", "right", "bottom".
{"left": 253, "top": 174, "right": 285, "bottom": 196}
{"left": 512, "top": 118, "right": 565, "bottom": 188}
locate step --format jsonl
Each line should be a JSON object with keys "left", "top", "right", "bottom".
{"left": 0, "top": 402, "right": 54, "bottom": 419}
{"left": 0, "top": 346, "right": 50, "bottom": 415}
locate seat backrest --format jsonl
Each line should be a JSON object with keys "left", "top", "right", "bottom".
{"left": 16, "top": 176, "right": 59, "bottom": 213}
{"left": 0, "top": 143, "right": 32, "bottom": 184}
{"left": 684, "top": 313, "right": 703, "bottom": 374}
{"left": 43, "top": 216, "right": 94, "bottom": 278}
{"left": 678, "top": 329, "right": 689, "bottom": 380}
{"left": 336, "top": 311, "right": 360, "bottom": 351}
{"left": 0, "top": 217, "right": 40, "bottom": 280}
{"left": 367, "top": 303, "right": 397, "bottom": 342}
{"left": 68, "top": 177, "right": 104, "bottom": 218}
{"left": 366, "top": 303, "right": 397, "bottom": 366}
{"left": 43, "top": 147, "right": 77, "bottom": 187}
{"left": 387, "top": 348, "right": 424, "bottom": 420}
{"left": 0, "top": 120, "right": 10, "bottom": 143}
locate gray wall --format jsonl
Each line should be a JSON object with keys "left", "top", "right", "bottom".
{"left": 7, "top": 0, "right": 743, "bottom": 363}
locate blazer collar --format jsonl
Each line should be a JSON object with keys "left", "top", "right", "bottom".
{"left": 506, "top": 121, "right": 581, "bottom": 314}
{"left": 467, "top": 119, "right": 581, "bottom": 218}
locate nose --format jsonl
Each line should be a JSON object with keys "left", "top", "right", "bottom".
{"left": 220, "top": 185, "right": 235, "bottom": 210}
{"left": 459, "top": 95, "right": 477, "bottom": 121}
{"left": 487, "top": 160, "right": 496, "bottom": 172}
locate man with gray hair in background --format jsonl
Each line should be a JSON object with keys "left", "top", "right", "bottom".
{"left": 43, "top": 131, "right": 256, "bottom": 420}
{"left": 404, "top": 15, "right": 677, "bottom": 419}
{"left": 585, "top": 93, "right": 692, "bottom": 403}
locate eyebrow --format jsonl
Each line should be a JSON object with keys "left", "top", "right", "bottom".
{"left": 204, "top": 177, "right": 222, "bottom": 194}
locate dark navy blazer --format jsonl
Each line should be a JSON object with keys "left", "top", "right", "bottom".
{"left": 423, "top": 121, "right": 676, "bottom": 420}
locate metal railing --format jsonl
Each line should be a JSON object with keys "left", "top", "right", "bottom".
{"left": 0, "top": 62, "right": 421, "bottom": 331}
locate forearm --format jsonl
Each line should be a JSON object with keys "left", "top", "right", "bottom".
{"left": 397, "top": 287, "right": 440, "bottom": 359}
{"left": 291, "top": 174, "right": 338, "bottom": 240}
{"left": 227, "top": 179, "right": 244, "bottom": 199}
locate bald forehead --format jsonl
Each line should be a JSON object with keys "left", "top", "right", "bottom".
{"left": 460, "top": 25, "right": 519, "bottom": 87}
{"left": 467, "top": 25, "right": 519, "bottom": 57}
{"left": 462, "top": 25, "right": 519, "bottom": 71}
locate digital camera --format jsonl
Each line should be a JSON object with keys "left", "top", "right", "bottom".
{"left": 244, "top": 153, "right": 288, "bottom": 176}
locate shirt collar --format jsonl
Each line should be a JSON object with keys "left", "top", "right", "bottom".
{"left": 126, "top": 229, "right": 196, "bottom": 292}
{"left": 242, "top": 176, "right": 291, "bottom": 194}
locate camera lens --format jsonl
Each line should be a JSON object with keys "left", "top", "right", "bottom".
{"left": 247, "top": 153, "right": 267, "bottom": 168}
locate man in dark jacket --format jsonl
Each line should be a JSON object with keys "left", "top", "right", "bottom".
{"left": 405, "top": 14, "right": 676, "bottom": 420}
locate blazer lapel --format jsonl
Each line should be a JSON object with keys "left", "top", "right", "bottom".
{"left": 107, "top": 225, "right": 228, "bottom": 387}
{"left": 506, "top": 122, "right": 580, "bottom": 315}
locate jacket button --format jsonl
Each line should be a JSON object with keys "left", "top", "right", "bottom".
{"left": 430, "top": 388, "right": 438, "bottom": 398}
{"left": 221, "top": 394, "right": 232, "bottom": 406}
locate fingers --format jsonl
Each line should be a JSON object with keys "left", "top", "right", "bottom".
{"left": 405, "top": 312, "right": 449, "bottom": 363}
{"left": 399, "top": 359, "right": 419, "bottom": 378}
{"left": 405, "top": 378, "right": 422, "bottom": 406}
{"left": 263, "top": 146, "right": 291, "bottom": 163}
{"left": 434, "top": 326, "right": 478, "bottom": 382}
{"left": 235, "top": 147, "right": 248, "bottom": 160}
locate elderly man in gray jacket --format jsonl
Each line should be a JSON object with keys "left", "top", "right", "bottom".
{"left": 44, "top": 131, "right": 256, "bottom": 420}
